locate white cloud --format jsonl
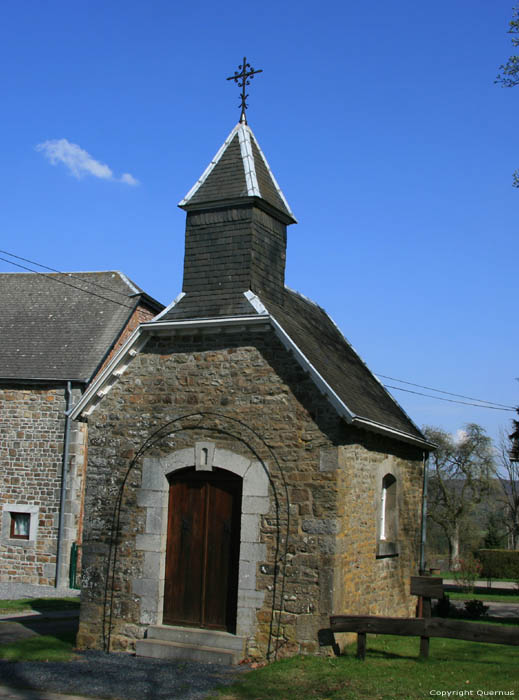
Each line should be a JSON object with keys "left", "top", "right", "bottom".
{"left": 120, "top": 172, "right": 139, "bottom": 186}
{"left": 455, "top": 429, "right": 468, "bottom": 444}
{"left": 35, "top": 138, "right": 138, "bottom": 186}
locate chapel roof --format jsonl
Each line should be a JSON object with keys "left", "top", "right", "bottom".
{"left": 0, "top": 271, "right": 163, "bottom": 383}
{"left": 178, "top": 121, "right": 297, "bottom": 224}
{"left": 152, "top": 286, "right": 425, "bottom": 443}
{"left": 260, "top": 288, "right": 425, "bottom": 441}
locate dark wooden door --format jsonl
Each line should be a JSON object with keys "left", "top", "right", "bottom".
{"left": 163, "top": 467, "right": 242, "bottom": 632}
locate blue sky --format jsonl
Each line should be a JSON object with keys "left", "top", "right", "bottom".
{"left": 1, "top": 0, "right": 517, "bottom": 444}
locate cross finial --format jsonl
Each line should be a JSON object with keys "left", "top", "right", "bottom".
{"left": 226, "top": 57, "right": 263, "bottom": 124}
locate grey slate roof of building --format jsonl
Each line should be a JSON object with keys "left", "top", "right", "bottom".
{"left": 179, "top": 122, "right": 296, "bottom": 223}
{"left": 0, "top": 271, "right": 163, "bottom": 382}
{"left": 261, "top": 288, "right": 424, "bottom": 441}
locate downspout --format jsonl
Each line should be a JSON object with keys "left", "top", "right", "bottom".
{"left": 419, "top": 450, "right": 429, "bottom": 575}
{"left": 56, "top": 381, "right": 73, "bottom": 588}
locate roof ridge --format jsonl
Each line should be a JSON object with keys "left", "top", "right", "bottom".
{"left": 237, "top": 124, "right": 260, "bottom": 197}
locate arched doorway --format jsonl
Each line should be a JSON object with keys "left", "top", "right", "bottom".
{"left": 163, "top": 467, "right": 242, "bottom": 633}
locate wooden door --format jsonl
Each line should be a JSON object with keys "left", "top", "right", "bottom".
{"left": 163, "top": 467, "right": 242, "bottom": 632}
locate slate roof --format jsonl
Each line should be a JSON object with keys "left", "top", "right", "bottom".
{"left": 260, "top": 288, "right": 425, "bottom": 441}
{"left": 0, "top": 271, "right": 163, "bottom": 382}
{"left": 152, "top": 286, "right": 425, "bottom": 442}
{"left": 159, "top": 290, "right": 254, "bottom": 321}
{"left": 178, "top": 121, "right": 297, "bottom": 223}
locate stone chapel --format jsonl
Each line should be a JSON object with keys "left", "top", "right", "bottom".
{"left": 70, "top": 110, "right": 430, "bottom": 662}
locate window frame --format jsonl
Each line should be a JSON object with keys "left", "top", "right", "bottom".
{"left": 1, "top": 504, "right": 39, "bottom": 548}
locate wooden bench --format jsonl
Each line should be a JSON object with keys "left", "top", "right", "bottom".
{"left": 329, "top": 615, "right": 519, "bottom": 659}
{"left": 328, "top": 576, "right": 519, "bottom": 659}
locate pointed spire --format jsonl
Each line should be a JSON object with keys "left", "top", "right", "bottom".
{"left": 178, "top": 122, "right": 297, "bottom": 224}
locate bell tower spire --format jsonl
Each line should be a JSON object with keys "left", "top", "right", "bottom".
{"left": 162, "top": 62, "right": 296, "bottom": 321}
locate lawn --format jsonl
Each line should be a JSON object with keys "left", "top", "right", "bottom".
{"left": 0, "top": 597, "right": 80, "bottom": 614}
{"left": 449, "top": 591, "right": 519, "bottom": 603}
{"left": 0, "top": 597, "right": 79, "bottom": 662}
{"left": 0, "top": 631, "right": 77, "bottom": 662}
{"left": 212, "top": 635, "right": 519, "bottom": 700}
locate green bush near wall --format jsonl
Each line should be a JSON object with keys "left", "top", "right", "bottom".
{"left": 477, "top": 549, "right": 519, "bottom": 578}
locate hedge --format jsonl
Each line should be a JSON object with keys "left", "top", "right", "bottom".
{"left": 477, "top": 549, "right": 519, "bottom": 579}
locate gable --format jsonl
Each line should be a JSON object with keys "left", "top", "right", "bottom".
{"left": 70, "top": 292, "right": 429, "bottom": 448}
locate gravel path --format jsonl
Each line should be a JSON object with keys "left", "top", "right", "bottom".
{"left": 0, "top": 650, "right": 244, "bottom": 700}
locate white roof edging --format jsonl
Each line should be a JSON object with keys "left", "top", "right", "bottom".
{"left": 152, "top": 292, "right": 186, "bottom": 322}
{"left": 243, "top": 290, "right": 268, "bottom": 315}
{"left": 287, "top": 287, "right": 426, "bottom": 442}
{"left": 69, "top": 327, "right": 148, "bottom": 420}
{"left": 268, "top": 315, "right": 355, "bottom": 423}
{"left": 238, "top": 124, "right": 260, "bottom": 197}
{"left": 247, "top": 126, "right": 297, "bottom": 222}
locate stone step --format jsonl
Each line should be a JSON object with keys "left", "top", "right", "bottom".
{"left": 146, "top": 624, "right": 245, "bottom": 653}
{"left": 135, "top": 637, "right": 239, "bottom": 664}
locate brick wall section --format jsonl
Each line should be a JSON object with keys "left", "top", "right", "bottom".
{"left": 96, "top": 303, "right": 158, "bottom": 377}
{"left": 0, "top": 386, "right": 66, "bottom": 584}
{"left": 77, "top": 328, "right": 423, "bottom": 657}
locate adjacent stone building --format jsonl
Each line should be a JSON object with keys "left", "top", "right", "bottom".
{"left": 0, "top": 271, "right": 162, "bottom": 588}
{"left": 71, "top": 117, "right": 431, "bottom": 662}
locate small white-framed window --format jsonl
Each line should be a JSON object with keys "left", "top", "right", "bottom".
{"left": 377, "top": 474, "right": 398, "bottom": 558}
{"left": 1, "top": 504, "right": 39, "bottom": 547}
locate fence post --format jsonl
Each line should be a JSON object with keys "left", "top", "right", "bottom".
{"left": 356, "top": 632, "right": 367, "bottom": 660}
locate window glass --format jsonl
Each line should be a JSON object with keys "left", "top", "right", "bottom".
{"left": 10, "top": 512, "right": 30, "bottom": 539}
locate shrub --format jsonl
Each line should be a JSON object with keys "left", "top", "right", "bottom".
{"left": 454, "top": 554, "right": 482, "bottom": 593}
{"left": 463, "top": 599, "right": 489, "bottom": 619}
{"left": 477, "top": 549, "right": 519, "bottom": 579}
{"left": 432, "top": 595, "right": 451, "bottom": 617}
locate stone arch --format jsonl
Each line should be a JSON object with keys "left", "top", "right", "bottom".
{"left": 134, "top": 442, "right": 269, "bottom": 637}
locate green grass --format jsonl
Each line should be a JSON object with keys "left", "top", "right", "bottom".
{"left": 0, "top": 597, "right": 80, "bottom": 614}
{"left": 0, "top": 630, "right": 77, "bottom": 662}
{"left": 449, "top": 591, "right": 519, "bottom": 603}
{"left": 212, "top": 636, "right": 519, "bottom": 700}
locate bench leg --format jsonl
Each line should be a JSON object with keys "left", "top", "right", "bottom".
{"left": 420, "top": 636, "right": 430, "bottom": 659}
{"left": 356, "top": 632, "right": 366, "bottom": 660}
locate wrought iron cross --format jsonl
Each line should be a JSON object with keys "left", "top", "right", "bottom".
{"left": 226, "top": 57, "right": 263, "bottom": 124}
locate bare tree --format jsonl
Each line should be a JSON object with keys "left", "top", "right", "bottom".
{"left": 424, "top": 424, "right": 496, "bottom": 570}
{"left": 496, "top": 425, "right": 519, "bottom": 550}
{"left": 496, "top": 5, "right": 519, "bottom": 186}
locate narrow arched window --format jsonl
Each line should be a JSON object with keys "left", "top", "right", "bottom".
{"left": 377, "top": 473, "right": 398, "bottom": 557}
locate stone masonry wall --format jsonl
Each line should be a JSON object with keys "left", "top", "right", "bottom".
{"left": 77, "top": 327, "right": 423, "bottom": 658}
{"left": 0, "top": 384, "right": 88, "bottom": 586}
{"left": 1, "top": 385, "right": 60, "bottom": 583}
{"left": 333, "top": 430, "right": 423, "bottom": 649}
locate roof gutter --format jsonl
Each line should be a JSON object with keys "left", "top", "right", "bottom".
{"left": 55, "top": 381, "right": 72, "bottom": 589}
{"left": 351, "top": 416, "right": 435, "bottom": 450}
